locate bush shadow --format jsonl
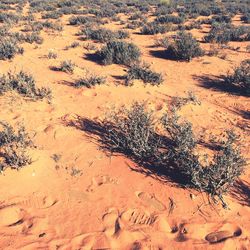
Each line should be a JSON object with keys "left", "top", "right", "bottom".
{"left": 194, "top": 74, "right": 249, "bottom": 97}
{"left": 230, "top": 179, "right": 250, "bottom": 206}
{"left": 69, "top": 116, "right": 193, "bottom": 188}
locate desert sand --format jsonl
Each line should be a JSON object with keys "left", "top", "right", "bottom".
{"left": 0, "top": 2, "right": 249, "bottom": 250}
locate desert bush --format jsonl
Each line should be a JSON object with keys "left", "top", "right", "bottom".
{"left": 42, "top": 21, "right": 63, "bottom": 31}
{"left": 47, "top": 50, "right": 57, "bottom": 59}
{"left": 241, "top": 14, "right": 250, "bottom": 24}
{"left": 98, "top": 41, "right": 141, "bottom": 65}
{"left": 82, "top": 27, "right": 129, "bottom": 43}
{"left": 154, "top": 36, "right": 169, "bottom": 48}
{"left": 141, "top": 22, "right": 168, "bottom": 35}
{"left": 0, "top": 38, "right": 23, "bottom": 60}
{"left": 0, "top": 122, "right": 32, "bottom": 171}
{"left": 0, "top": 71, "right": 51, "bottom": 100}
{"left": 42, "top": 11, "right": 62, "bottom": 19}
{"left": 95, "top": 101, "right": 245, "bottom": 204}
{"left": 58, "top": 60, "right": 75, "bottom": 73}
{"left": 0, "top": 13, "right": 20, "bottom": 24}
{"left": 156, "top": 14, "right": 184, "bottom": 24}
{"left": 205, "top": 23, "right": 250, "bottom": 44}
{"left": 125, "top": 63, "right": 163, "bottom": 86}
{"left": 69, "top": 15, "right": 90, "bottom": 25}
{"left": 75, "top": 74, "right": 106, "bottom": 88}
{"left": 102, "top": 102, "right": 160, "bottom": 159}
{"left": 224, "top": 60, "right": 250, "bottom": 96}
{"left": 161, "top": 109, "right": 245, "bottom": 205}
{"left": 166, "top": 31, "right": 204, "bottom": 61}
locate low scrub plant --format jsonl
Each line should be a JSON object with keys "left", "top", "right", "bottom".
{"left": 141, "top": 22, "right": 168, "bottom": 35}
{"left": 166, "top": 31, "right": 204, "bottom": 61}
{"left": 125, "top": 63, "right": 163, "bottom": 86}
{"left": 0, "top": 38, "right": 23, "bottom": 60}
{"left": 82, "top": 27, "right": 129, "bottom": 43}
{"left": 75, "top": 74, "right": 106, "bottom": 88}
{"left": 224, "top": 60, "right": 250, "bottom": 96}
{"left": 58, "top": 60, "right": 75, "bottom": 73}
{"left": 0, "top": 71, "right": 51, "bottom": 100}
{"left": 90, "top": 101, "right": 246, "bottom": 205}
{"left": 0, "top": 122, "right": 32, "bottom": 171}
{"left": 205, "top": 23, "right": 250, "bottom": 44}
{"left": 98, "top": 41, "right": 141, "bottom": 65}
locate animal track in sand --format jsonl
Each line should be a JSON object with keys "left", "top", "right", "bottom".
{"left": 86, "top": 175, "right": 118, "bottom": 192}
{"left": 136, "top": 191, "right": 166, "bottom": 211}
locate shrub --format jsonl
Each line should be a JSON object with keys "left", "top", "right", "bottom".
{"left": 156, "top": 14, "right": 184, "bottom": 24}
{"left": 47, "top": 50, "right": 57, "bottom": 59}
{"left": 166, "top": 31, "right": 204, "bottom": 61}
{"left": 0, "top": 122, "right": 32, "bottom": 171}
{"left": 82, "top": 27, "right": 129, "bottom": 43}
{"left": 0, "top": 38, "right": 23, "bottom": 60}
{"left": 205, "top": 23, "right": 250, "bottom": 44}
{"left": 98, "top": 41, "right": 141, "bottom": 65}
{"left": 141, "top": 22, "right": 168, "bottom": 35}
{"left": 102, "top": 102, "right": 160, "bottom": 159}
{"left": 75, "top": 74, "right": 106, "bottom": 88}
{"left": 58, "top": 60, "right": 75, "bottom": 73}
{"left": 125, "top": 63, "right": 163, "bottom": 86}
{"left": 0, "top": 71, "right": 51, "bottom": 100}
{"left": 90, "top": 101, "right": 246, "bottom": 205}
{"left": 241, "top": 14, "right": 250, "bottom": 24}
{"left": 69, "top": 16, "right": 90, "bottom": 25}
{"left": 224, "top": 60, "right": 250, "bottom": 96}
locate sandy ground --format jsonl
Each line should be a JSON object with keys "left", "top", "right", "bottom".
{"left": 0, "top": 9, "right": 249, "bottom": 250}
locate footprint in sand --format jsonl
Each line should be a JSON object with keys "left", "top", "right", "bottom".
{"left": 177, "top": 222, "right": 242, "bottom": 244}
{"left": 119, "top": 208, "right": 156, "bottom": 229}
{"left": 205, "top": 223, "right": 242, "bottom": 244}
{"left": 102, "top": 208, "right": 119, "bottom": 236}
{"left": 86, "top": 175, "right": 118, "bottom": 192}
{"left": 17, "top": 195, "right": 57, "bottom": 209}
{"left": 0, "top": 206, "right": 24, "bottom": 227}
{"left": 136, "top": 191, "right": 166, "bottom": 211}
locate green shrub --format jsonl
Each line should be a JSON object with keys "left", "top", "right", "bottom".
{"left": 69, "top": 16, "right": 90, "bottom": 25}
{"left": 90, "top": 101, "right": 246, "bottom": 205}
{"left": 0, "top": 122, "right": 32, "bottom": 171}
{"left": 98, "top": 41, "right": 141, "bottom": 65}
{"left": 0, "top": 71, "right": 51, "bottom": 100}
{"left": 156, "top": 14, "right": 184, "bottom": 24}
{"left": 82, "top": 27, "right": 129, "bottom": 43}
{"left": 58, "top": 60, "right": 75, "bottom": 73}
{"left": 0, "top": 38, "right": 23, "bottom": 60}
{"left": 125, "top": 63, "right": 163, "bottom": 86}
{"left": 75, "top": 74, "right": 106, "bottom": 88}
{"left": 141, "top": 22, "right": 168, "bottom": 35}
{"left": 224, "top": 60, "right": 250, "bottom": 96}
{"left": 102, "top": 102, "right": 160, "bottom": 159}
{"left": 166, "top": 31, "right": 204, "bottom": 61}
{"left": 205, "top": 23, "right": 250, "bottom": 44}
